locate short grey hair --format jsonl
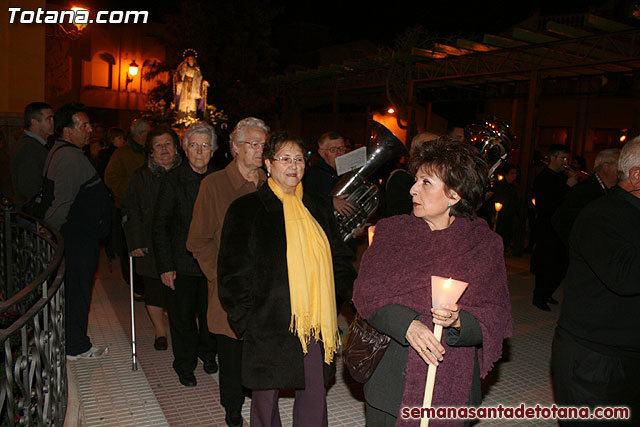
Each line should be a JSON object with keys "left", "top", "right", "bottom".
{"left": 183, "top": 121, "right": 218, "bottom": 152}
{"left": 130, "top": 118, "right": 150, "bottom": 137}
{"left": 230, "top": 117, "right": 269, "bottom": 147}
{"left": 617, "top": 137, "right": 640, "bottom": 181}
{"left": 594, "top": 148, "right": 620, "bottom": 171}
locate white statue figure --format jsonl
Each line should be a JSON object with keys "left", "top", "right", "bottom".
{"left": 174, "top": 49, "right": 209, "bottom": 118}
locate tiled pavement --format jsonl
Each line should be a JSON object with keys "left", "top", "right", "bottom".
{"left": 67, "top": 249, "right": 562, "bottom": 426}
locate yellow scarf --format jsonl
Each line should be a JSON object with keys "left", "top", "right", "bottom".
{"left": 268, "top": 178, "right": 339, "bottom": 364}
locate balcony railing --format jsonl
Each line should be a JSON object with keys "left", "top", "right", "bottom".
{"left": 0, "top": 208, "right": 66, "bottom": 427}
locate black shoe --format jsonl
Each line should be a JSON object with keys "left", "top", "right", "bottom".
{"left": 154, "top": 336, "right": 168, "bottom": 351}
{"left": 547, "top": 296, "right": 559, "bottom": 305}
{"left": 200, "top": 355, "right": 218, "bottom": 374}
{"left": 533, "top": 300, "right": 551, "bottom": 312}
{"left": 178, "top": 372, "right": 197, "bottom": 387}
{"left": 225, "top": 409, "right": 243, "bottom": 427}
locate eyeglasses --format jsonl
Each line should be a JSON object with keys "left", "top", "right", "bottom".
{"left": 320, "top": 146, "right": 347, "bottom": 154}
{"left": 272, "top": 156, "right": 305, "bottom": 165}
{"left": 240, "top": 140, "right": 266, "bottom": 150}
{"left": 187, "top": 142, "right": 212, "bottom": 151}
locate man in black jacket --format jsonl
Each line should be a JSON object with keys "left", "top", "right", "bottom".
{"left": 11, "top": 102, "right": 54, "bottom": 208}
{"left": 303, "top": 131, "right": 355, "bottom": 216}
{"left": 531, "top": 144, "right": 577, "bottom": 311}
{"left": 551, "top": 137, "right": 640, "bottom": 425}
{"left": 552, "top": 148, "right": 620, "bottom": 246}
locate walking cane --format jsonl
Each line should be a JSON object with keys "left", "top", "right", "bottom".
{"left": 421, "top": 276, "right": 468, "bottom": 427}
{"left": 129, "top": 255, "right": 138, "bottom": 371}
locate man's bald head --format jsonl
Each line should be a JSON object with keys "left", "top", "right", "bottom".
{"left": 410, "top": 131, "right": 439, "bottom": 152}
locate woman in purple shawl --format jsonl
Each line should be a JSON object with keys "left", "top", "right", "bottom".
{"left": 353, "top": 137, "right": 512, "bottom": 426}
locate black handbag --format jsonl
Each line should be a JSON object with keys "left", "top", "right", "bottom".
{"left": 22, "top": 143, "right": 72, "bottom": 219}
{"left": 22, "top": 180, "right": 53, "bottom": 219}
{"left": 341, "top": 314, "right": 391, "bottom": 383}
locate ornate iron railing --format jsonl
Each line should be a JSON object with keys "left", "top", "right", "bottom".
{"left": 0, "top": 208, "right": 66, "bottom": 427}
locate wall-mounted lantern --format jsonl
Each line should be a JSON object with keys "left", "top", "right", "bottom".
{"left": 125, "top": 60, "right": 139, "bottom": 90}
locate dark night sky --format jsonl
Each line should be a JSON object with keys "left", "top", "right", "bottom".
{"left": 65, "top": 0, "right": 620, "bottom": 47}
{"left": 273, "top": 0, "right": 617, "bottom": 46}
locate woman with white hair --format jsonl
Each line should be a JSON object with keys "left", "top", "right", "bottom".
{"left": 186, "top": 117, "right": 268, "bottom": 426}
{"left": 153, "top": 122, "right": 219, "bottom": 387}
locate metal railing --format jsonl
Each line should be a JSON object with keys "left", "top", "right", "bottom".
{"left": 0, "top": 208, "right": 66, "bottom": 427}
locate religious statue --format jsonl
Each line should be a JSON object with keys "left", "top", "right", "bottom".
{"left": 173, "top": 49, "right": 209, "bottom": 118}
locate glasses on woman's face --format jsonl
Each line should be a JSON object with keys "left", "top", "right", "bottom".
{"left": 240, "top": 140, "right": 266, "bottom": 150}
{"left": 272, "top": 156, "right": 305, "bottom": 165}
{"left": 321, "top": 146, "right": 347, "bottom": 154}
{"left": 187, "top": 142, "right": 212, "bottom": 152}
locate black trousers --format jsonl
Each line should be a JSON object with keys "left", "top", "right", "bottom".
{"left": 165, "top": 274, "right": 217, "bottom": 376}
{"left": 62, "top": 225, "right": 99, "bottom": 356}
{"left": 552, "top": 327, "right": 640, "bottom": 425}
{"left": 533, "top": 233, "right": 568, "bottom": 302}
{"left": 216, "top": 334, "right": 245, "bottom": 411}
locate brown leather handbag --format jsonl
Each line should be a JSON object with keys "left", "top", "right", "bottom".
{"left": 341, "top": 314, "right": 391, "bottom": 383}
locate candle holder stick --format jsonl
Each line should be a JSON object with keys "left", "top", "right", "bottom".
{"left": 420, "top": 276, "right": 468, "bottom": 427}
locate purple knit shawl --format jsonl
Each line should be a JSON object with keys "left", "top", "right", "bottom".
{"left": 353, "top": 215, "right": 512, "bottom": 426}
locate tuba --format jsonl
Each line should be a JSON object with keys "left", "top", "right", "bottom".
{"left": 330, "top": 121, "right": 409, "bottom": 241}
{"left": 464, "top": 116, "right": 515, "bottom": 178}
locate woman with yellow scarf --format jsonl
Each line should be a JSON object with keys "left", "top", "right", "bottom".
{"left": 218, "top": 131, "right": 356, "bottom": 426}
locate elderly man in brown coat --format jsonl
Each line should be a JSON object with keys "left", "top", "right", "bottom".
{"left": 187, "top": 117, "right": 268, "bottom": 427}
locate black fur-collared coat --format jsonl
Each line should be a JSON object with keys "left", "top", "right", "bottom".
{"left": 217, "top": 183, "right": 356, "bottom": 390}
{"left": 153, "top": 160, "right": 216, "bottom": 277}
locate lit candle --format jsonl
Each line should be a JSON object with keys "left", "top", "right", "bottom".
{"left": 493, "top": 202, "right": 503, "bottom": 232}
{"left": 430, "top": 276, "right": 468, "bottom": 310}
{"left": 367, "top": 225, "right": 376, "bottom": 247}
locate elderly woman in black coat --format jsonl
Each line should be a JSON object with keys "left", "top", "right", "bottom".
{"left": 152, "top": 122, "right": 218, "bottom": 387}
{"left": 218, "top": 131, "right": 356, "bottom": 427}
{"left": 122, "top": 126, "right": 181, "bottom": 351}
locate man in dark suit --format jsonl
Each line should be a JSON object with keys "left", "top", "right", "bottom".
{"left": 11, "top": 102, "right": 54, "bottom": 208}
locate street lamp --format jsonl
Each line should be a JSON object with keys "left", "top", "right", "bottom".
{"left": 71, "top": 6, "right": 89, "bottom": 31}
{"left": 48, "top": 6, "right": 89, "bottom": 39}
{"left": 125, "top": 60, "right": 139, "bottom": 91}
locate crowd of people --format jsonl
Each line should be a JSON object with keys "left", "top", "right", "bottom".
{"left": 1, "top": 100, "right": 638, "bottom": 426}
